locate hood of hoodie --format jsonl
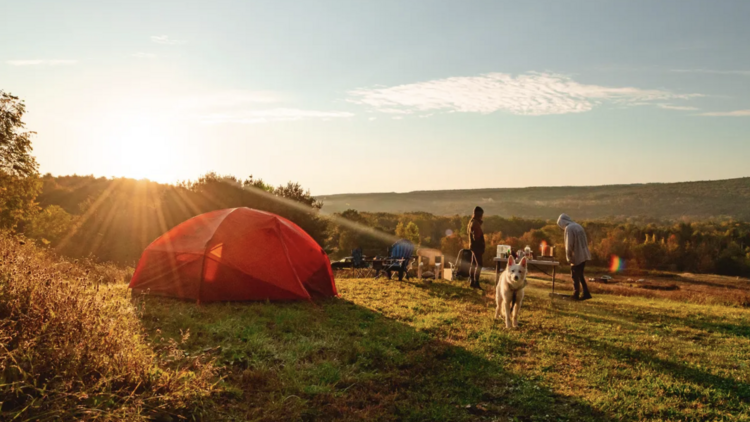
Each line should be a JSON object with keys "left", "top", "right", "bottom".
{"left": 557, "top": 213, "right": 574, "bottom": 229}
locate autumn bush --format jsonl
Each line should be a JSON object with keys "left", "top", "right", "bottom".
{"left": 0, "top": 232, "right": 219, "bottom": 421}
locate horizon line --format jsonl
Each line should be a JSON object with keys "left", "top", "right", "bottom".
{"left": 316, "top": 175, "right": 750, "bottom": 197}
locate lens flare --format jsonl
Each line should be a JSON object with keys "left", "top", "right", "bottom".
{"left": 609, "top": 255, "right": 625, "bottom": 272}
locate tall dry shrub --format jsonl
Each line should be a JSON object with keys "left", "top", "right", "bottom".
{"left": 0, "top": 233, "right": 219, "bottom": 420}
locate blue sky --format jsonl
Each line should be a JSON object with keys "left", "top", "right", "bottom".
{"left": 2, "top": 0, "right": 749, "bottom": 194}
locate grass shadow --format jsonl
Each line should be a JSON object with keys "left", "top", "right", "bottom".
{"left": 136, "top": 293, "right": 615, "bottom": 421}
{"left": 567, "top": 334, "right": 750, "bottom": 414}
{"left": 566, "top": 299, "right": 750, "bottom": 340}
{"left": 421, "top": 279, "right": 491, "bottom": 305}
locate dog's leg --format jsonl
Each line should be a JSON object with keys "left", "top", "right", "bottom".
{"left": 495, "top": 283, "right": 503, "bottom": 320}
{"left": 494, "top": 291, "right": 501, "bottom": 320}
{"left": 511, "top": 290, "right": 525, "bottom": 328}
{"left": 503, "top": 299, "right": 513, "bottom": 328}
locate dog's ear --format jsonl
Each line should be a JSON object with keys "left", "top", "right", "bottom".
{"left": 508, "top": 255, "right": 515, "bottom": 266}
{"left": 520, "top": 257, "right": 528, "bottom": 268}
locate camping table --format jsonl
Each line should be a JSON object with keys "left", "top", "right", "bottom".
{"left": 494, "top": 257, "right": 561, "bottom": 293}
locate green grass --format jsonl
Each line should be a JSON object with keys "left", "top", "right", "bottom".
{"left": 135, "top": 275, "right": 750, "bottom": 421}
{"left": 6, "top": 234, "right": 748, "bottom": 420}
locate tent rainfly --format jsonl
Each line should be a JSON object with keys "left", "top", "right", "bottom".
{"left": 129, "top": 208, "right": 337, "bottom": 302}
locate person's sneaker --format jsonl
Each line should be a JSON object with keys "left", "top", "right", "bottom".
{"left": 581, "top": 292, "right": 593, "bottom": 301}
{"left": 472, "top": 284, "right": 484, "bottom": 291}
{"left": 571, "top": 292, "right": 581, "bottom": 301}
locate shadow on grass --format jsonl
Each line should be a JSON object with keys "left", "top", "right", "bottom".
{"left": 137, "top": 294, "right": 614, "bottom": 422}
{"left": 420, "top": 279, "right": 491, "bottom": 306}
{"left": 563, "top": 300, "right": 750, "bottom": 341}
{"left": 566, "top": 334, "right": 750, "bottom": 413}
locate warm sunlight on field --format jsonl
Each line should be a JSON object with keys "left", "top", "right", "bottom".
{"left": 3, "top": 1, "right": 750, "bottom": 421}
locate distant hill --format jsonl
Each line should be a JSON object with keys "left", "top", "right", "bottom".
{"left": 319, "top": 177, "right": 750, "bottom": 220}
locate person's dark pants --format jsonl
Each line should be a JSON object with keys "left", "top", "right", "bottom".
{"left": 469, "top": 249, "right": 483, "bottom": 286}
{"left": 386, "top": 262, "right": 408, "bottom": 281}
{"left": 571, "top": 262, "right": 591, "bottom": 298}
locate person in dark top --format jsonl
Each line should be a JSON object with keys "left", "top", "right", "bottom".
{"left": 468, "top": 206, "right": 485, "bottom": 290}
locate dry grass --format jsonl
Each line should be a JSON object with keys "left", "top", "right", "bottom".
{"left": 0, "top": 233, "right": 220, "bottom": 421}
{"left": 332, "top": 268, "right": 378, "bottom": 279}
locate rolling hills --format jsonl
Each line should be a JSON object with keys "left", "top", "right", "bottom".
{"left": 319, "top": 177, "right": 750, "bottom": 220}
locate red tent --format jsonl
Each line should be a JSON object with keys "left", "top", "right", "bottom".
{"left": 129, "top": 208, "right": 336, "bottom": 302}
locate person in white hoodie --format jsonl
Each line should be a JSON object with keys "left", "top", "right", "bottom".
{"left": 557, "top": 213, "right": 592, "bottom": 301}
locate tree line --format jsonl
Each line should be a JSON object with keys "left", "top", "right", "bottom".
{"left": 328, "top": 210, "right": 750, "bottom": 276}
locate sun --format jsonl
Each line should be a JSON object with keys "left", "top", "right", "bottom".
{"left": 108, "top": 116, "right": 182, "bottom": 183}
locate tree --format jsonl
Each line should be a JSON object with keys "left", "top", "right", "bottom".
{"left": 333, "top": 209, "right": 365, "bottom": 255}
{"left": 243, "top": 175, "right": 274, "bottom": 193}
{"left": 1, "top": 91, "right": 38, "bottom": 177}
{"left": 396, "top": 221, "right": 420, "bottom": 245}
{"left": 632, "top": 241, "right": 667, "bottom": 270}
{"left": 440, "top": 233, "right": 466, "bottom": 260}
{"left": 25, "top": 205, "right": 74, "bottom": 245}
{"left": 274, "top": 181, "right": 322, "bottom": 210}
{"left": 518, "top": 229, "right": 550, "bottom": 252}
{"left": 482, "top": 232, "right": 505, "bottom": 266}
{"left": 0, "top": 91, "right": 41, "bottom": 229}
{"left": 715, "top": 242, "right": 748, "bottom": 276}
{"left": 272, "top": 181, "right": 327, "bottom": 245}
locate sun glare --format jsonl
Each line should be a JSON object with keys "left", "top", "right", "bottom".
{"left": 109, "top": 116, "right": 181, "bottom": 183}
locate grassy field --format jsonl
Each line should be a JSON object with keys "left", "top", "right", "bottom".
{"left": 136, "top": 274, "right": 750, "bottom": 421}
{"left": 3, "top": 234, "right": 749, "bottom": 421}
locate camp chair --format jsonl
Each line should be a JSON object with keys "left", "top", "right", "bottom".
{"left": 351, "top": 248, "right": 364, "bottom": 269}
{"left": 376, "top": 239, "right": 415, "bottom": 281}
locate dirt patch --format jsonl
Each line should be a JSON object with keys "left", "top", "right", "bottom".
{"left": 637, "top": 283, "right": 679, "bottom": 291}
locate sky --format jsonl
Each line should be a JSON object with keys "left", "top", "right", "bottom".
{"left": 2, "top": 0, "right": 749, "bottom": 195}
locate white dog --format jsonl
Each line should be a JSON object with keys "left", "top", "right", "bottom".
{"left": 495, "top": 256, "right": 528, "bottom": 328}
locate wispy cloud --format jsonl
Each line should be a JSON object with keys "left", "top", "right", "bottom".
{"left": 175, "top": 90, "right": 353, "bottom": 124}
{"left": 348, "top": 72, "right": 700, "bottom": 116}
{"left": 671, "top": 69, "right": 750, "bottom": 76}
{"left": 151, "top": 35, "right": 186, "bottom": 45}
{"left": 6, "top": 59, "right": 77, "bottom": 66}
{"left": 698, "top": 110, "right": 750, "bottom": 117}
{"left": 197, "top": 108, "right": 354, "bottom": 124}
{"left": 658, "top": 104, "right": 699, "bottom": 111}
{"left": 177, "top": 91, "right": 281, "bottom": 110}
{"left": 132, "top": 52, "right": 157, "bottom": 59}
